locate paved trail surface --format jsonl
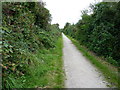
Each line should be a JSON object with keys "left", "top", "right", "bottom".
{"left": 62, "top": 33, "right": 109, "bottom": 88}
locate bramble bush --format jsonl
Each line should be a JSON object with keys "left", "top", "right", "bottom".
{"left": 2, "top": 2, "right": 61, "bottom": 88}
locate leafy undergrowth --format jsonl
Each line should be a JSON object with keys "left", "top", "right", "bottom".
{"left": 2, "top": 2, "right": 64, "bottom": 89}
{"left": 3, "top": 36, "right": 64, "bottom": 88}
{"left": 68, "top": 36, "right": 119, "bottom": 88}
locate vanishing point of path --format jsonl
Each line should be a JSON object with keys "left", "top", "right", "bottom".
{"left": 62, "top": 33, "right": 109, "bottom": 88}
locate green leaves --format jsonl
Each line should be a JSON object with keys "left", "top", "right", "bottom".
{"left": 2, "top": 2, "right": 60, "bottom": 88}
{"left": 63, "top": 2, "right": 120, "bottom": 65}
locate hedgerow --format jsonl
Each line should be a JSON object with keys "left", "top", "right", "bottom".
{"left": 2, "top": 2, "right": 61, "bottom": 88}
{"left": 63, "top": 2, "right": 120, "bottom": 66}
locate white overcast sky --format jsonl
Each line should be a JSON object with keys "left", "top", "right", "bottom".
{"left": 42, "top": 0, "right": 102, "bottom": 28}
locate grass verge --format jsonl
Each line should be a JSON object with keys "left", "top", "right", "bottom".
{"left": 5, "top": 36, "right": 64, "bottom": 88}
{"left": 67, "top": 36, "right": 119, "bottom": 88}
{"left": 26, "top": 36, "right": 64, "bottom": 88}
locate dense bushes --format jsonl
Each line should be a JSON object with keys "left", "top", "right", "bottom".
{"left": 63, "top": 2, "right": 120, "bottom": 66}
{"left": 2, "top": 2, "right": 61, "bottom": 88}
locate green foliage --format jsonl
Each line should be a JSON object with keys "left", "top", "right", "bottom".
{"left": 63, "top": 2, "right": 120, "bottom": 66}
{"left": 2, "top": 36, "right": 64, "bottom": 88}
{"left": 2, "top": 2, "right": 61, "bottom": 88}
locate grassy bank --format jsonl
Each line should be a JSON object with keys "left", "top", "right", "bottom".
{"left": 67, "top": 36, "right": 119, "bottom": 88}
{"left": 4, "top": 36, "right": 64, "bottom": 88}
{"left": 25, "top": 36, "right": 64, "bottom": 88}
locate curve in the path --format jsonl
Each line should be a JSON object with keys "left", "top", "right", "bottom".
{"left": 62, "top": 33, "right": 109, "bottom": 88}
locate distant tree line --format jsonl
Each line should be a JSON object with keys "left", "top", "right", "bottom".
{"left": 63, "top": 2, "right": 120, "bottom": 66}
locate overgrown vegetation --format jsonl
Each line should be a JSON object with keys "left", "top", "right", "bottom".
{"left": 63, "top": 2, "right": 120, "bottom": 68}
{"left": 2, "top": 2, "right": 63, "bottom": 88}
